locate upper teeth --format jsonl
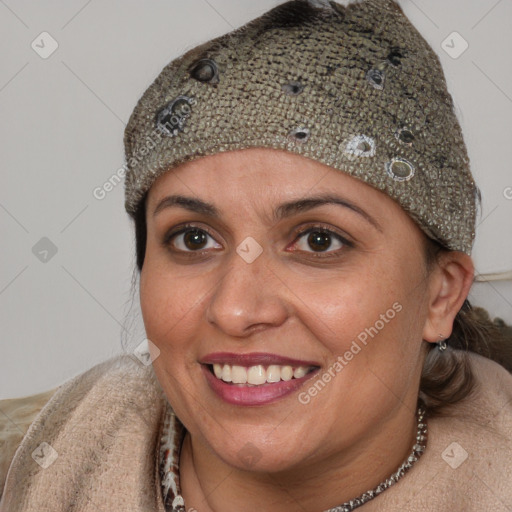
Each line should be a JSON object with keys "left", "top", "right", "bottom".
{"left": 212, "top": 363, "right": 310, "bottom": 385}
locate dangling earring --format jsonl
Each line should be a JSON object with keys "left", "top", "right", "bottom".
{"left": 437, "top": 334, "right": 447, "bottom": 352}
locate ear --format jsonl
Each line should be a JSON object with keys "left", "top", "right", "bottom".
{"left": 422, "top": 251, "right": 475, "bottom": 343}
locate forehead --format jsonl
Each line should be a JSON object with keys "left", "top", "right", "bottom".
{"left": 147, "top": 147, "right": 383, "bottom": 205}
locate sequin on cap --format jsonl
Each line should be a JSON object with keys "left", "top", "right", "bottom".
{"left": 288, "top": 127, "right": 311, "bottom": 144}
{"left": 190, "top": 59, "right": 219, "bottom": 84}
{"left": 395, "top": 127, "right": 415, "bottom": 145}
{"left": 282, "top": 81, "right": 305, "bottom": 95}
{"left": 387, "top": 47, "right": 404, "bottom": 66}
{"left": 345, "top": 134, "right": 376, "bottom": 157}
{"left": 155, "top": 96, "right": 195, "bottom": 137}
{"left": 366, "top": 69, "right": 385, "bottom": 89}
{"left": 386, "top": 157, "right": 415, "bottom": 181}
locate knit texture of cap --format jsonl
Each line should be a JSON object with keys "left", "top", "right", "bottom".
{"left": 123, "top": 0, "right": 479, "bottom": 254}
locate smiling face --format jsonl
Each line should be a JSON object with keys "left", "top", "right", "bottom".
{"left": 140, "top": 146, "right": 437, "bottom": 474}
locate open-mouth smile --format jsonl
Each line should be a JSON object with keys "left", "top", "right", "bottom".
{"left": 200, "top": 352, "right": 321, "bottom": 406}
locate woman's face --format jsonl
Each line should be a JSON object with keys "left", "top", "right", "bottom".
{"left": 140, "top": 147, "right": 435, "bottom": 472}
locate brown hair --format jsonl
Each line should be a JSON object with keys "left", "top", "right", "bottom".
{"left": 130, "top": 197, "right": 512, "bottom": 416}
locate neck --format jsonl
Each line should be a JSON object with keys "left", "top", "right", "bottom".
{"left": 179, "top": 401, "right": 420, "bottom": 512}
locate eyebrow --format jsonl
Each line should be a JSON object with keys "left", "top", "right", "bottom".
{"left": 152, "top": 193, "right": 382, "bottom": 232}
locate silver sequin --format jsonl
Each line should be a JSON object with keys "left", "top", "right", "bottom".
{"left": 282, "top": 81, "right": 304, "bottom": 96}
{"left": 288, "top": 127, "right": 311, "bottom": 144}
{"left": 156, "top": 96, "right": 195, "bottom": 137}
{"left": 387, "top": 47, "right": 404, "bottom": 66}
{"left": 190, "top": 58, "right": 219, "bottom": 84}
{"left": 345, "top": 134, "right": 376, "bottom": 157}
{"left": 395, "top": 127, "right": 415, "bottom": 145}
{"left": 386, "top": 157, "right": 415, "bottom": 181}
{"left": 366, "top": 69, "right": 385, "bottom": 90}
{"left": 307, "top": 0, "right": 335, "bottom": 9}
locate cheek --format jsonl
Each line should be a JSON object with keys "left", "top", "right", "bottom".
{"left": 139, "top": 262, "right": 209, "bottom": 422}
{"left": 294, "top": 264, "right": 400, "bottom": 342}
{"left": 295, "top": 261, "right": 425, "bottom": 387}
{"left": 139, "top": 259, "right": 203, "bottom": 355}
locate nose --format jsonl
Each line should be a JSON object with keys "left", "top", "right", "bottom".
{"left": 205, "top": 247, "right": 290, "bottom": 337}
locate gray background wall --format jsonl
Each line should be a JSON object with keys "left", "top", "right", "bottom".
{"left": 1, "top": 0, "right": 511, "bottom": 399}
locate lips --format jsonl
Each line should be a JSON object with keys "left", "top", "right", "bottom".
{"left": 200, "top": 352, "right": 321, "bottom": 406}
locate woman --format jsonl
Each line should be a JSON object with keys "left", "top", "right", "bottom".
{"left": 1, "top": 0, "right": 511, "bottom": 510}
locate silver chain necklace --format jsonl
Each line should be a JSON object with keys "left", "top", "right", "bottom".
{"left": 325, "top": 403, "right": 428, "bottom": 512}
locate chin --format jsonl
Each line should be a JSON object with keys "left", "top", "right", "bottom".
{"left": 207, "top": 430, "right": 316, "bottom": 474}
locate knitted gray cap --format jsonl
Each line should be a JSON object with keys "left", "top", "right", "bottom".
{"left": 123, "top": 0, "right": 479, "bottom": 254}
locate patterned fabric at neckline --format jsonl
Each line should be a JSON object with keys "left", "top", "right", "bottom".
{"left": 159, "top": 404, "right": 187, "bottom": 512}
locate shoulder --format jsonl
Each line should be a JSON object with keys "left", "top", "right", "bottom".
{"left": 365, "top": 352, "right": 512, "bottom": 511}
{"left": 460, "top": 351, "right": 512, "bottom": 430}
{"left": 471, "top": 348, "right": 512, "bottom": 388}
{"left": 0, "top": 388, "right": 58, "bottom": 497}
{"left": 432, "top": 351, "right": 512, "bottom": 457}
{"left": 423, "top": 352, "right": 512, "bottom": 509}
{"left": 0, "top": 353, "right": 165, "bottom": 500}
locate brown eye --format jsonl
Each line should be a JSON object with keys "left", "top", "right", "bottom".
{"left": 183, "top": 229, "right": 208, "bottom": 250}
{"left": 307, "top": 231, "right": 332, "bottom": 252}
{"left": 164, "top": 225, "right": 221, "bottom": 253}
{"left": 293, "top": 227, "right": 352, "bottom": 256}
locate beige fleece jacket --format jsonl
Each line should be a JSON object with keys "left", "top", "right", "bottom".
{"left": 0, "top": 352, "right": 511, "bottom": 511}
